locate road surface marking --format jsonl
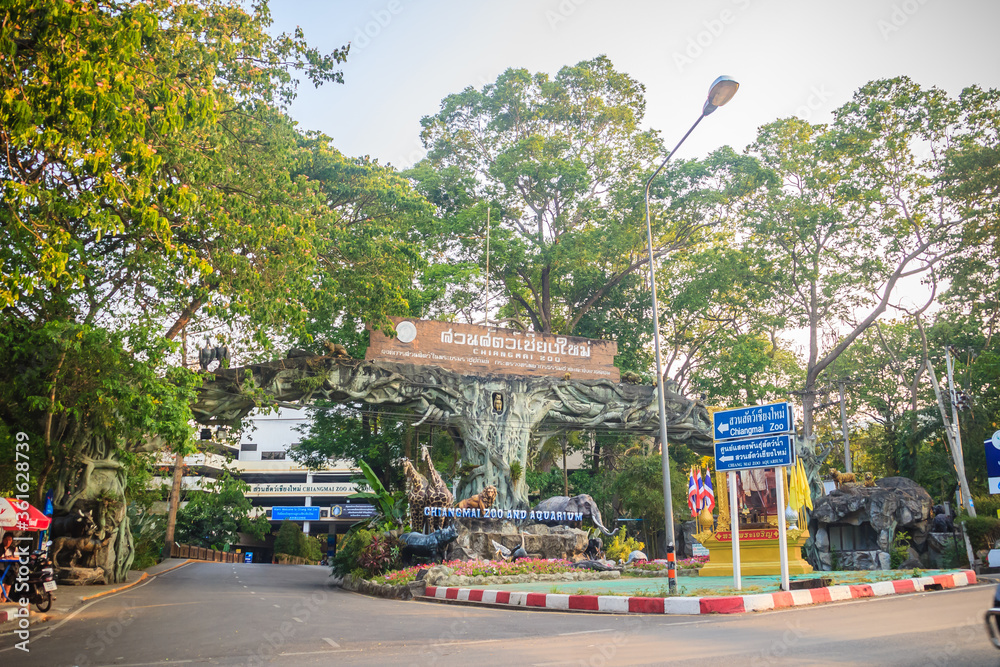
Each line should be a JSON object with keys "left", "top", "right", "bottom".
{"left": 557, "top": 629, "right": 614, "bottom": 636}
{"left": 292, "top": 617, "right": 303, "bottom": 623}
{"left": 324, "top": 638, "right": 340, "bottom": 648}
{"left": 431, "top": 639, "right": 501, "bottom": 647}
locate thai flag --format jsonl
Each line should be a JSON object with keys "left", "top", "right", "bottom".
{"left": 700, "top": 471, "right": 716, "bottom": 512}
{"left": 687, "top": 467, "right": 698, "bottom": 517}
{"left": 694, "top": 467, "right": 704, "bottom": 511}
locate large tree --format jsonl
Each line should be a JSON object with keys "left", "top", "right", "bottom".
{"left": 407, "top": 56, "right": 730, "bottom": 338}
{"left": 0, "top": 0, "right": 429, "bottom": 582}
{"left": 737, "top": 78, "right": 999, "bottom": 438}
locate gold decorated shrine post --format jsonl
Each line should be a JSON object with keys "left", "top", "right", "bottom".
{"left": 695, "top": 470, "right": 813, "bottom": 577}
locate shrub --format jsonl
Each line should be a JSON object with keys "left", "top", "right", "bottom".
{"left": 357, "top": 533, "right": 400, "bottom": 578}
{"left": 605, "top": 526, "right": 645, "bottom": 563}
{"left": 332, "top": 528, "right": 374, "bottom": 578}
{"left": 960, "top": 516, "right": 1000, "bottom": 552}
{"left": 274, "top": 520, "right": 304, "bottom": 557}
{"left": 372, "top": 558, "right": 576, "bottom": 586}
{"left": 889, "top": 532, "right": 910, "bottom": 569}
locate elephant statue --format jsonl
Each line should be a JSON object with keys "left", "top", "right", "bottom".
{"left": 532, "top": 494, "right": 619, "bottom": 536}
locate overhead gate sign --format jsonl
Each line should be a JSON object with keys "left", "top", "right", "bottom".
{"left": 366, "top": 318, "right": 620, "bottom": 381}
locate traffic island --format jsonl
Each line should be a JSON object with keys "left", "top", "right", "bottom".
{"left": 419, "top": 569, "right": 976, "bottom": 615}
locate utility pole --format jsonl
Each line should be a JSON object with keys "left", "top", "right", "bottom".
{"left": 838, "top": 379, "right": 851, "bottom": 473}
{"left": 926, "top": 358, "right": 976, "bottom": 517}
{"left": 945, "top": 347, "right": 967, "bottom": 486}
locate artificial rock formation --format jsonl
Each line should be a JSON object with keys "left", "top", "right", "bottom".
{"left": 191, "top": 355, "right": 713, "bottom": 509}
{"left": 446, "top": 519, "right": 590, "bottom": 561}
{"left": 808, "top": 476, "right": 933, "bottom": 571}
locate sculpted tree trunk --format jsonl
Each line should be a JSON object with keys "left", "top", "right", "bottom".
{"left": 192, "top": 356, "right": 714, "bottom": 510}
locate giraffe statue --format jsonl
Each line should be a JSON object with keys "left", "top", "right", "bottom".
{"left": 402, "top": 458, "right": 430, "bottom": 533}
{"left": 421, "top": 446, "right": 454, "bottom": 531}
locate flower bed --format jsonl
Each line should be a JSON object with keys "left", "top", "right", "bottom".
{"left": 373, "top": 558, "right": 576, "bottom": 586}
{"left": 622, "top": 555, "right": 709, "bottom": 577}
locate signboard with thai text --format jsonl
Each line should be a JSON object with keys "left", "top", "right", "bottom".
{"left": 246, "top": 483, "right": 358, "bottom": 496}
{"left": 714, "top": 434, "right": 795, "bottom": 472}
{"left": 713, "top": 402, "right": 794, "bottom": 441}
{"left": 366, "top": 318, "right": 620, "bottom": 381}
{"left": 331, "top": 504, "right": 378, "bottom": 520}
{"left": 716, "top": 528, "right": 780, "bottom": 542}
{"left": 270, "top": 506, "right": 321, "bottom": 521}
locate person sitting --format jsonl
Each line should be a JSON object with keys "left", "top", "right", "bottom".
{"left": 1, "top": 533, "right": 15, "bottom": 599}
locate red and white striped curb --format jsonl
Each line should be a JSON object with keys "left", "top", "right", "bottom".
{"left": 424, "top": 570, "right": 976, "bottom": 615}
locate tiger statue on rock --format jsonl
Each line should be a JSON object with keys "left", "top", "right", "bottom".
{"left": 456, "top": 485, "right": 498, "bottom": 512}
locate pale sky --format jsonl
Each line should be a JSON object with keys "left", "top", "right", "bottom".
{"left": 268, "top": 0, "right": 1000, "bottom": 168}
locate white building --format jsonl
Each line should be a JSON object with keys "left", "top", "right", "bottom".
{"left": 156, "top": 408, "right": 372, "bottom": 562}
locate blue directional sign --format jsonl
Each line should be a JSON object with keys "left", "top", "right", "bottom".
{"left": 713, "top": 402, "right": 794, "bottom": 441}
{"left": 271, "top": 506, "right": 320, "bottom": 521}
{"left": 986, "top": 432, "right": 1000, "bottom": 495}
{"left": 714, "top": 434, "right": 795, "bottom": 472}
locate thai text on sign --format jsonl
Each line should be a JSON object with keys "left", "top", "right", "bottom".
{"left": 715, "top": 529, "right": 780, "bottom": 541}
{"left": 366, "top": 318, "right": 620, "bottom": 381}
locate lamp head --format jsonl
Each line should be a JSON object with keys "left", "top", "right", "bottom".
{"left": 702, "top": 76, "right": 739, "bottom": 116}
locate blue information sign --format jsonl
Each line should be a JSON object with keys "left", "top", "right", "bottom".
{"left": 271, "top": 506, "right": 321, "bottom": 521}
{"left": 714, "top": 434, "right": 795, "bottom": 472}
{"left": 986, "top": 433, "right": 1000, "bottom": 495}
{"left": 713, "top": 402, "right": 794, "bottom": 441}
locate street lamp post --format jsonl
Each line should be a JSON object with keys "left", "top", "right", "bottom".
{"left": 644, "top": 76, "right": 739, "bottom": 594}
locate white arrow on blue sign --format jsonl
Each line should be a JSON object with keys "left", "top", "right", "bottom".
{"left": 713, "top": 402, "right": 794, "bottom": 441}
{"left": 715, "top": 434, "right": 796, "bottom": 473}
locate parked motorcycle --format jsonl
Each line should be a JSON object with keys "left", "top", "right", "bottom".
{"left": 25, "top": 543, "right": 56, "bottom": 612}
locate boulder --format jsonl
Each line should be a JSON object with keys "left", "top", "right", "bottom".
{"left": 810, "top": 477, "right": 933, "bottom": 571}
{"left": 447, "top": 519, "right": 590, "bottom": 561}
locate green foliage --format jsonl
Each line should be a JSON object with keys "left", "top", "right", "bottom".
{"left": 890, "top": 532, "right": 911, "bottom": 569}
{"left": 605, "top": 527, "right": 645, "bottom": 563}
{"left": 128, "top": 504, "right": 165, "bottom": 570}
{"left": 175, "top": 470, "right": 269, "bottom": 550}
{"left": 973, "top": 496, "right": 1000, "bottom": 519}
{"left": 409, "top": 56, "right": 730, "bottom": 337}
{"left": 350, "top": 459, "right": 407, "bottom": 530}
{"left": 509, "top": 461, "right": 523, "bottom": 484}
{"left": 0, "top": 320, "right": 199, "bottom": 505}
{"left": 274, "top": 521, "right": 303, "bottom": 557}
{"left": 357, "top": 533, "right": 400, "bottom": 578}
{"left": 291, "top": 406, "right": 407, "bottom": 490}
{"left": 332, "top": 528, "right": 374, "bottom": 578}
{"left": 960, "top": 516, "right": 1000, "bottom": 552}
{"left": 525, "top": 469, "right": 567, "bottom": 502}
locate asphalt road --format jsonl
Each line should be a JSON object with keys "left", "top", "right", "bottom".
{"left": 1, "top": 562, "right": 996, "bottom": 666}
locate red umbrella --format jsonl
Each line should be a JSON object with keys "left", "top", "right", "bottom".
{"left": 0, "top": 499, "right": 52, "bottom": 532}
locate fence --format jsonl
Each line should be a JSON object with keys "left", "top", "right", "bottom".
{"left": 172, "top": 544, "right": 244, "bottom": 563}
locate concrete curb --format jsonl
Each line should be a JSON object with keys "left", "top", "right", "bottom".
{"left": 423, "top": 570, "right": 977, "bottom": 615}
